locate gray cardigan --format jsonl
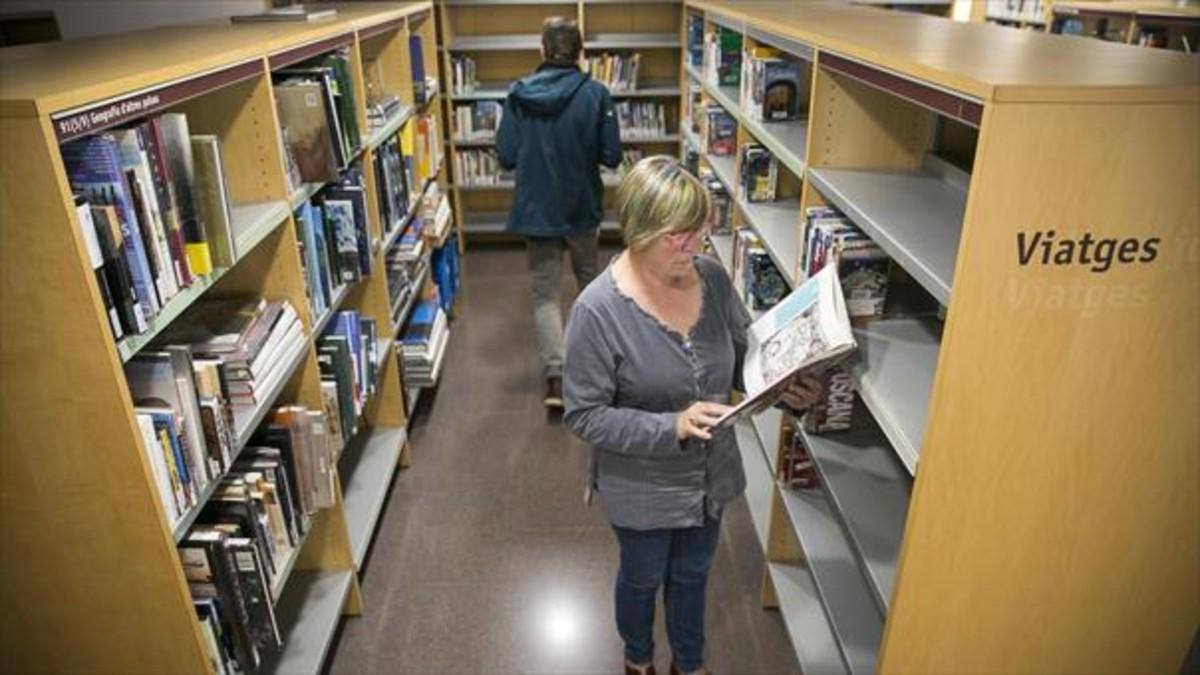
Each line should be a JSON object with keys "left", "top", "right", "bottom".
{"left": 562, "top": 254, "right": 751, "bottom": 530}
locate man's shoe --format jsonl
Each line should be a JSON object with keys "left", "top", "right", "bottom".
{"left": 625, "top": 661, "right": 656, "bottom": 675}
{"left": 544, "top": 376, "right": 564, "bottom": 409}
{"left": 670, "top": 663, "right": 709, "bottom": 675}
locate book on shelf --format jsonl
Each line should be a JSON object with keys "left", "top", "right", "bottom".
{"left": 586, "top": 52, "right": 641, "bottom": 93}
{"left": 118, "top": 125, "right": 193, "bottom": 297}
{"left": 699, "top": 172, "right": 732, "bottom": 235}
{"left": 374, "top": 134, "right": 412, "bottom": 237}
{"left": 779, "top": 423, "right": 820, "bottom": 489}
{"left": 294, "top": 200, "right": 351, "bottom": 320}
{"left": 615, "top": 101, "right": 667, "bottom": 140}
{"left": 802, "top": 205, "right": 891, "bottom": 319}
{"left": 740, "top": 47, "right": 805, "bottom": 123}
{"left": 430, "top": 238, "right": 461, "bottom": 314}
{"left": 687, "top": 14, "right": 704, "bottom": 67}
{"left": 189, "top": 135, "right": 236, "bottom": 268}
{"left": 411, "top": 112, "right": 442, "bottom": 184}
{"left": 323, "top": 164, "right": 372, "bottom": 279}
{"left": 702, "top": 105, "right": 736, "bottom": 156}
{"left": 74, "top": 196, "right": 126, "bottom": 340}
{"left": 410, "top": 34, "right": 433, "bottom": 106}
{"left": 158, "top": 114, "right": 214, "bottom": 276}
{"left": 714, "top": 263, "right": 856, "bottom": 428}
{"left": 386, "top": 248, "right": 426, "bottom": 322}
{"left": 451, "top": 56, "right": 479, "bottom": 95}
{"left": 422, "top": 185, "right": 453, "bottom": 243}
{"left": 317, "top": 310, "right": 378, "bottom": 446}
{"left": 454, "top": 148, "right": 510, "bottom": 187}
{"left": 401, "top": 298, "right": 449, "bottom": 387}
{"left": 683, "top": 145, "right": 701, "bottom": 177}
{"left": 366, "top": 93, "right": 403, "bottom": 132}
{"left": 733, "top": 229, "right": 787, "bottom": 311}
{"left": 453, "top": 101, "right": 503, "bottom": 141}
{"left": 703, "top": 25, "right": 742, "bottom": 88}
{"left": 279, "top": 48, "right": 362, "bottom": 165}
{"left": 739, "top": 143, "right": 778, "bottom": 203}
{"left": 274, "top": 79, "right": 340, "bottom": 184}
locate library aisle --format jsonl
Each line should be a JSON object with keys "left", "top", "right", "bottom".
{"left": 328, "top": 245, "right": 800, "bottom": 674}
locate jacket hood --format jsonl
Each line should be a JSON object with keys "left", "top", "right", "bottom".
{"left": 508, "top": 65, "right": 589, "bottom": 115}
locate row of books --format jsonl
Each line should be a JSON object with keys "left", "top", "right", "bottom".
{"left": 63, "top": 114, "right": 235, "bottom": 344}
{"left": 600, "top": 148, "right": 646, "bottom": 182}
{"left": 802, "top": 205, "right": 891, "bottom": 320}
{"left": 128, "top": 299, "right": 308, "bottom": 525}
{"left": 986, "top": 0, "right": 1046, "bottom": 23}
{"left": 422, "top": 184, "right": 454, "bottom": 244}
{"left": 374, "top": 133, "right": 414, "bottom": 238}
{"left": 294, "top": 171, "right": 373, "bottom": 322}
{"left": 703, "top": 25, "right": 742, "bottom": 88}
{"left": 274, "top": 47, "right": 362, "bottom": 187}
{"left": 387, "top": 250, "right": 427, "bottom": 326}
{"left": 429, "top": 239, "right": 461, "bottom": 316}
{"left": 697, "top": 166, "right": 733, "bottom": 236}
{"left": 318, "top": 310, "right": 380, "bottom": 447}
{"left": 702, "top": 105, "right": 737, "bottom": 156}
{"left": 687, "top": 14, "right": 705, "bottom": 68}
{"left": 739, "top": 47, "right": 805, "bottom": 123}
{"left": 740, "top": 143, "right": 779, "bottom": 203}
{"left": 454, "top": 149, "right": 512, "bottom": 187}
{"left": 615, "top": 101, "right": 669, "bottom": 140}
{"left": 450, "top": 55, "right": 480, "bottom": 96}
{"left": 585, "top": 52, "right": 641, "bottom": 92}
{"left": 733, "top": 229, "right": 788, "bottom": 312}
{"left": 181, "top": 403, "right": 339, "bottom": 674}
{"left": 452, "top": 101, "right": 502, "bottom": 141}
{"left": 401, "top": 298, "right": 450, "bottom": 388}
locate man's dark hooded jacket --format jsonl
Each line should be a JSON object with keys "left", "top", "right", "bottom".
{"left": 496, "top": 63, "right": 622, "bottom": 237}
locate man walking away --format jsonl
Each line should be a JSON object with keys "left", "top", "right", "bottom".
{"left": 497, "top": 16, "right": 622, "bottom": 409}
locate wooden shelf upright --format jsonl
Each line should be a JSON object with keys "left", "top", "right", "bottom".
{"left": 682, "top": 1, "right": 1198, "bottom": 673}
{"left": 0, "top": 3, "right": 449, "bottom": 672}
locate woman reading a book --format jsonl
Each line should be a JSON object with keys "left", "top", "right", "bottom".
{"left": 562, "top": 156, "right": 821, "bottom": 675}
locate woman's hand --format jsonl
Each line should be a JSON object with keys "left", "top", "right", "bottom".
{"left": 779, "top": 376, "right": 823, "bottom": 413}
{"left": 676, "top": 401, "right": 733, "bottom": 441}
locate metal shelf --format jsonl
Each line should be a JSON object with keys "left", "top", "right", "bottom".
{"left": 738, "top": 197, "right": 802, "bottom": 288}
{"left": 742, "top": 116, "right": 808, "bottom": 178}
{"left": 707, "top": 154, "right": 737, "bottom": 191}
{"left": 847, "top": 317, "right": 941, "bottom": 475}
{"left": 779, "top": 485, "right": 883, "bottom": 674}
{"left": 807, "top": 167, "right": 965, "bottom": 305}
{"left": 804, "top": 409, "right": 912, "bottom": 614}
{"left": 117, "top": 200, "right": 291, "bottom": 362}
{"left": 363, "top": 104, "right": 415, "bottom": 151}
{"left": 289, "top": 182, "right": 325, "bottom": 210}
{"left": 751, "top": 406, "right": 784, "bottom": 476}
{"left": 341, "top": 425, "right": 407, "bottom": 568}
{"left": 768, "top": 562, "right": 850, "bottom": 675}
{"left": 584, "top": 33, "right": 681, "bottom": 49}
{"left": 734, "top": 419, "right": 773, "bottom": 550}
{"left": 263, "top": 570, "right": 354, "bottom": 675}
{"left": 269, "top": 515, "right": 314, "bottom": 602}
{"left": 449, "top": 34, "right": 542, "bottom": 51}
{"left": 706, "top": 232, "right": 733, "bottom": 273}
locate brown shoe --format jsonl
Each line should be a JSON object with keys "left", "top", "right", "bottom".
{"left": 625, "top": 661, "right": 657, "bottom": 675}
{"left": 544, "top": 376, "right": 564, "bottom": 409}
{"left": 670, "top": 664, "right": 709, "bottom": 675}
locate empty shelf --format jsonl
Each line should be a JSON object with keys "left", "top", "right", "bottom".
{"left": 768, "top": 562, "right": 850, "bottom": 675}
{"left": 848, "top": 317, "right": 941, "bottom": 475}
{"left": 707, "top": 154, "right": 737, "bottom": 191}
{"left": 707, "top": 232, "right": 733, "bottom": 273}
{"left": 341, "top": 426, "right": 407, "bottom": 568}
{"left": 780, "top": 485, "right": 884, "bottom": 674}
{"left": 584, "top": 33, "right": 681, "bottom": 49}
{"left": 804, "top": 409, "right": 912, "bottom": 614}
{"left": 742, "top": 116, "right": 808, "bottom": 177}
{"left": 751, "top": 405, "right": 785, "bottom": 476}
{"left": 735, "top": 419, "right": 773, "bottom": 551}
{"left": 807, "top": 167, "right": 965, "bottom": 305}
{"left": 738, "top": 197, "right": 802, "bottom": 287}
{"left": 263, "top": 570, "right": 354, "bottom": 675}
{"left": 450, "top": 34, "right": 542, "bottom": 51}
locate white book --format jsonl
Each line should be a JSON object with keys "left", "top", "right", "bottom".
{"left": 136, "top": 412, "right": 179, "bottom": 523}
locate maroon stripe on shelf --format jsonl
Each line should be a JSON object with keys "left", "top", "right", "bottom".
{"left": 52, "top": 59, "right": 263, "bottom": 143}
{"left": 820, "top": 52, "right": 982, "bottom": 128}
{"left": 269, "top": 33, "right": 354, "bottom": 70}
{"left": 359, "top": 18, "right": 404, "bottom": 41}
{"left": 1135, "top": 13, "right": 1200, "bottom": 27}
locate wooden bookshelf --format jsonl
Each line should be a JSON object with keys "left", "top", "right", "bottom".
{"left": 1048, "top": 1, "right": 1200, "bottom": 51}
{"left": 437, "top": 0, "right": 683, "bottom": 240}
{"left": 682, "top": 1, "right": 1199, "bottom": 673}
{"left": 0, "top": 3, "right": 450, "bottom": 672}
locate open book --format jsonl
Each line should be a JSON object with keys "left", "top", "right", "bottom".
{"left": 714, "top": 263, "right": 856, "bottom": 428}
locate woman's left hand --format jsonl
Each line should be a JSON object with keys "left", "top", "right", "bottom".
{"left": 779, "top": 376, "right": 823, "bottom": 413}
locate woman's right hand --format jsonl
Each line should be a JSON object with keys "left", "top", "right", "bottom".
{"left": 676, "top": 401, "right": 734, "bottom": 441}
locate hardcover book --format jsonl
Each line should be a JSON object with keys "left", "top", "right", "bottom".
{"left": 273, "top": 80, "right": 339, "bottom": 183}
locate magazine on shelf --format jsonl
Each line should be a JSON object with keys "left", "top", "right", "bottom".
{"left": 714, "top": 263, "right": 856, "bottom": 428}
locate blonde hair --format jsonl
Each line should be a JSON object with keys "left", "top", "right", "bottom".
{"left": 617, "top": 156, "right": 711, "bottom": 251}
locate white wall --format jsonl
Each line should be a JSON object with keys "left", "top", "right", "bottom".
{"left": 0, "top": 0, "right": 269, "bottom": 41}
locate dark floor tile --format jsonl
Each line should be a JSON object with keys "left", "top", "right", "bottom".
{"left": 327, "top": 245, "right": 801, "bottom": 675}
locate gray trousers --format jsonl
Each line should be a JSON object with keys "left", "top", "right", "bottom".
{"left": 526, "top": 228, "right": 600, "bottom": 378}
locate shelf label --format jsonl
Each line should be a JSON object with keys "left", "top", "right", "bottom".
{"left": 52, "top": 59, "right": 263, "bottom": 143}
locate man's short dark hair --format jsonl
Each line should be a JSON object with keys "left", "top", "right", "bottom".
{"left": 542, "top": 17, "right": 582, "bottom": 66}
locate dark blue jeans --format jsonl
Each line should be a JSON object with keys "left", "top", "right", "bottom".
{"left": 612, "top": 515, "right": 721, "bottom": 671}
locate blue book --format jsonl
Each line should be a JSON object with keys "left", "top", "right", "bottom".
{"left": 149, "top": 409, "right": 192, "bottom": 499}
{"left": 296, "top": 203, "right": 327, "bottom": 318}
{"left": 61, "top": 134, "right": 160, "bottom": 321}
{"left": 331, "top": 311, "right": 365, "bottom": 399}
{"left": 310, "top": 204, "right": 334, "bottom": 311}
{"left": 409, "top": 35, "right": 426, "bottom": 104}
{"left": 403, "top": 300, "right": 437, "bottom": 347}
